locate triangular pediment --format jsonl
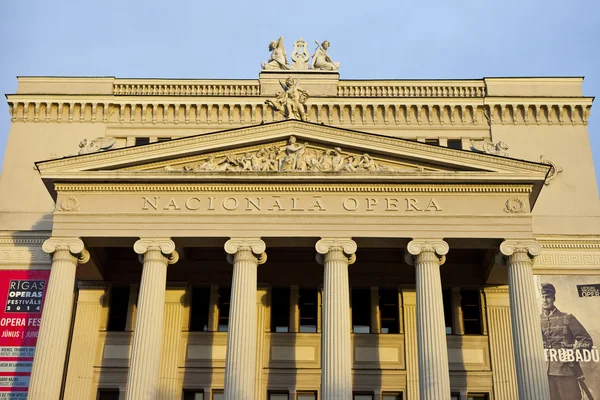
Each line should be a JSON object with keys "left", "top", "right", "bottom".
{"left": 36, "top": 120, "right": 550, "bottom": 200}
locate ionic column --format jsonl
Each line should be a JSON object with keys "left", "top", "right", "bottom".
{"left": 405, "top": 239, "right": 451, "bottom": 400}
{"left": 500, "top": 240, "right": 550, "bottom": 400}
{"left": 316, "top": 238, "right": 357, "bottom": 400}
{"left": 125, "top": 239, "right": 179, "bottom": 400}
{"left": 223, "top": 238, "right": 267, "bottom": 400}
{"left": 28, "top": 237, "right": 90, "bottom": 400}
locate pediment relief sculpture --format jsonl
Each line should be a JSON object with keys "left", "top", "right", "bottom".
{"left": 160, "top": 136, "right": 426, "bottom": 173}
{"left": 470, "top": 139, "right": 509, "bottom": 157}
{"left": 265, "top": 78, "right": 309, "bottom": 121}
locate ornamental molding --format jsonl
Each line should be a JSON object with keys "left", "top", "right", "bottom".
{"left": 539, "top": 155, "right": 563, "bottom": 186}
{"left": 56, "top": 196, "right": 80, "bottom": 212}
{"left": 0, "top": 236, "right": 52, "bottom": 265}
{"left": 7, "top": 99, "right": 591, "bottom": 127}
{"left": 35, "top": 120, "right": 551, "bottom": 176}
{"left": 54, "top": 183, "right": 533, "bottom": 194}
{"left": 538, "top": 239, "right": 600, "bottom": 250}
{"left": 534, "top": 252, "right": 600, "bottom": 267}
{"left": 503, "top": 197, "right": 528, "bottom": 214}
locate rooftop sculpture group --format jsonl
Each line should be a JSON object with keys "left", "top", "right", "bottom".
{"left": 262, "top": 36, "right": 340, "bottom": 71}
{"left": 166, "top": 137, "right": 395, "bottom": 173}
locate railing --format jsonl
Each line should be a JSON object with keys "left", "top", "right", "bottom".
{"left": 113, "top": 82, "right": 261, "bottom": 96}
{"left": 337, "top": 82, "right": 485, "bottom": 98}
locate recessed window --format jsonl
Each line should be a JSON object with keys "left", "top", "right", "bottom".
{"left": 379, "top": 289, "right": 399, "bottom": 334}
{"left": 212, "top": 390, "right": 224, "bottom": 400}
{"left": 298, "top": 288, "right": 318, "bottom": 333}
{"left": 425, "top": 139, "right": 439, "bottom": 146}
{"left": 461, "top": 290, "right": 482, "bottom": 334}
{"left": 442, "top": 289, "right": 453, "bottom": 335}
{"left": 218, "top": 288, "right": 231, "bottom": 332}
{"left": 269, "top": 393, "right": 289, "bottom": 400}
{"left": 107, "top": 286, "right": 130, "bottom": 332}
{"left": 135, "top": 137, "right": 150, "bottom": 146}
{"left": 383, "top": 393, "right": 402, "bottom": 400}
{"left": 190, "top": 287, "right": 211, "bottom": 332}
{"left": 183, "top": 390, "right": 204, "bottom": 400}
{"left": 353, "top": 394, "right": 374, "bottom": 400}
{"left": 97, "top": 389, "right": 120, "bottom": 400}
{"left": 297, "top": 392, "right": 317, "bottom": 400}
{"left": 352, "top": 288, "right": 371, "bottom": 333}
{"left": 157, "top": 137, "right": 170, "bottom": 142}
{"left": 468, "top": 394, "right": 489, "bottom": 400}
{"left": 447, "top": 139, "right": 462, "bottom": 150}
{"left": 451, "top": 394, "right": 461, "bottom": 400}
{"left": 271, "top": 287, "right": 290, "bottom": 332}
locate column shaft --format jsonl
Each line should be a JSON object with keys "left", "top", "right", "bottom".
{"left": 503, "top": 242, "right": 550, "bottom": 400}
{"left": 415, "top": 253, "right": 451, "bottom": 400}
{"left": 317, "top": 239, "right": 356, "bottom": 400}
{"left": 223, "top": 238, "right": 266, "bottom": 400}
{"left": 29, "top": 238, "right": 88, "bottom": 400}
{"left": 126, "top": 240, "right": 177, "bottom": 400}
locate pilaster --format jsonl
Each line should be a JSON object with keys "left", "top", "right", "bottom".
{"left": 255, "top": 287, "right": 268, "bottom": 400}
{"left": 483, "top": 286, "right": 518, "bottom": 400}
{"left": 316, "top": 238, "right": 357, "bottom": 400}
{"left": 402, "top": 289, "right": 419, "bottom": 400}
{"left": 157, "top": 287, "right": 186, "bottom": 400}
{"left": 405, "top": 239, "right": 451, "bottom": 400}
{"left": 63, "top": 283, "right": 106, "bottom": 400}
{"left": 28, "top": 237, "right": 89, "bottom": 400}
{"left": 500, "top": 240, "right": 550, "bottom": 400}
{"left": 223, "top": 238, "right": 266, "bottom": 400}
{"left": 125, "top": 238, "right": 178, "bottom": 400}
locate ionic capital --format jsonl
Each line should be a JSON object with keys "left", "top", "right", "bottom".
{"left": 315, "top": 238, "right": 357, "bottom": 265}
{"left": 405, "top": 239, "right": 448, "bottom": 266}
{"left": 499, "top": 240, "right": 541, "bottom": 258}
{"left": 134, "top": 238, "right": 178, "bottom": 264}
{"left": 225, "top": 238, "right": 267, "bottom": 265}
{"left": 42, "top": 237, "right": 90, "bottom": 264}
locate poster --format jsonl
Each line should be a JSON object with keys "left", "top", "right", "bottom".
{"left": 0, "top": 270, "right": 50, "bottom": 399}
{"left": 534, "top": 275, "right": 600, "bottom": 400}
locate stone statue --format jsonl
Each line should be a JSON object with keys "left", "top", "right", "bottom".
{"left": 281, "top": 136, "right": 308, "bottom": 171}
{"left": 290, "top": 38, "right": 310, "bottom": 70}
{"left": 262, "top": 36, "right": 289, "bottom": 70}
{"left": 78, "top": 137, "right": 117, "bottom": 155}
{"left": 470, "top": 139, "right": 509, "bottom": 157}
{"left": 265, "top": 77, "right": 309, "bottom": 121}
{"left": 311, "top": 40, "right": 340, "bottom": 71}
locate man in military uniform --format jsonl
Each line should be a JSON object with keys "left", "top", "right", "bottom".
{"left": 540, "top": 283, "right": 594, "bottom": 400}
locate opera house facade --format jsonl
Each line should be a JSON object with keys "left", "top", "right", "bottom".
{"left": 0, "top": 38, "right": 599, "bottom": 400}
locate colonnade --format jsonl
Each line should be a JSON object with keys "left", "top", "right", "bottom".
{"left": 27, "top": 237, "right": 549, "bottom": 400}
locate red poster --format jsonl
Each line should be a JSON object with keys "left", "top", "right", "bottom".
{"left": 0, "top": 270, "right": 50, "bottom": 399}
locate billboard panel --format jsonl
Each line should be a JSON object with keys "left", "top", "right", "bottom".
{"left": 534, "top": 275, "right": 600, "bottom": 400}
{"left": 0, "top": 270, "right": 50, "bottom": 397}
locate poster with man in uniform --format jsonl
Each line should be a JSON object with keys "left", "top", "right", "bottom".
{"left": 535, "top": 275, "right": 600, "bottom": 400}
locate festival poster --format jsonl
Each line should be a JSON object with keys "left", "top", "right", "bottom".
{"left": 0, "top": 270, "right": 50, "bottom": 399}
{"left": 534, "top": 275, "right": 600, "bottom": 400}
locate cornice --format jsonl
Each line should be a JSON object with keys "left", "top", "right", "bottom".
{"left": 538, "top": 240, "right": 600, "bottom": 250}
{"left": 6, "top": 97, "right": 591, "bottom": 127}
{"left": 35, "top": 121, "right": 550, "bottom": 175}
{"left": 54, "top": 182, "right": 533, "bottom": 194}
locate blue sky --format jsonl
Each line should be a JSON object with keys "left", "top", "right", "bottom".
{"left": 1, "top": 0, "right": 599, "bottom": 188}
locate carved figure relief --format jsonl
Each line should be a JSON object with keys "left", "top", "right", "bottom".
{"left": 470, "top": 139, "right": 509, "bottom": 157}
{"left": 539, "top": 155, "right": 563, "bottom": 186}
{"left": 311, "top": 40, "right": 340, "bottom": 71}
{"left": 265, "top": 77, "right": 309, "bottom": 121}
{"left": 164, "top": 137, "right": 398, "bottom": 173}
{"left": 261, "top": 36, "right": 289, "bottom": 70}
{"left": 78, "top": 137, "right": 117, "bottom": 155}
{"left": 504, "top": 197, "right": 527, "bottom": 213}
{"left": 290, "top": 38, "right": 310, "bottom": 70}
